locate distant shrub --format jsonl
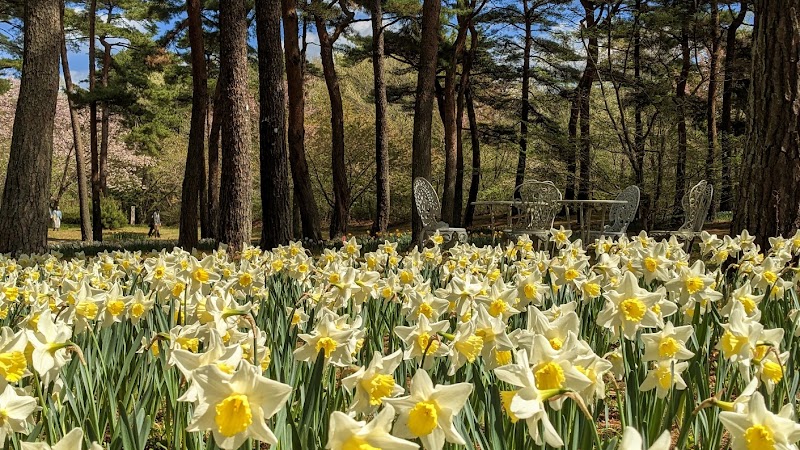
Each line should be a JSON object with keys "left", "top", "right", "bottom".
{"left": 101, "top": 197, "right": 128, "bottom": 230}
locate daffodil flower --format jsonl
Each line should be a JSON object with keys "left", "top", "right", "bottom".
{"left": 720, "top": 392, "right": 800, "bottom": 450}
{"left": 641, "top": 322, "right": 695, "bottom": 362}
{"left": 185, "top": 361, "right": 292, "bottom": 449}
{"left": 0, "top": 384, "right": 37, "bottom": 444}
{"left": 598, "top": 271, "right": 663, "bottom": 340}
{"left": 326, "top": 405, "right": 418, "bottom": 450}
{"left": 619, "top": 427, "right": 671, "bottom": 450}
{"left": 26, "top": 312, "right": 73, "bottom": 380}
{"left": 493, "top": 350, "right": 564, "bottom": 447}
{"left": 0, "top": 327, "right": 28, "bottom": 383}
{"left": 342, "top": 350, "right": 405, "bottom": 414}
{"left": 639, "top": 360, "right": 688, "bottom": 398}
{"left": 385, "top": 369, "right": 473, "bottom": 450}
{"left": 21, "top": 427, "right": 103, "bottom": 450}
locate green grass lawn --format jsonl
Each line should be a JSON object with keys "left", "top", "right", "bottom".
{"left": 48, "top": 224, "right": 181, "bottom": 243}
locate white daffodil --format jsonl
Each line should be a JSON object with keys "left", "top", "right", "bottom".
{"left": 597, "top": 271, "right": 663, "bottom": 340}
{"left": 472, "top": 305, "right": 515, "bottom": 369}
{"left": 326, "top": 405, "right": 418, "bottom": 450}
{"left": 753, "top": 344, "right": 789, "bottom": 394}
{"left": 26, "top": 312, "right": 73, "bottom": 380}
{"left": 619, "top": 427, "right": 671, "bottom": 450}
{"left": 639, "top": 360, "right": 689, "bottom": 398}
{"left": 394, "top": 315, "right": 450, "bottom": 369}
{"left": 185, "top": 361, "right": 292, "bottom": 449}
{"left": 494, "top": 350, "right": 564, "bottom": 447}
{"left": 550, "top": 226, "right": 572, "bottom": 248}
{"left": 0, "top": 384, "right": 37, "bottom": 443}
{"left": 0, "top": 327, "right": 28, "bottom": 383}
{"left": 633, "top": 242, "right": 672, "bottom": 284}
{"left": 664, "top": 260, "right": 715, "bottom": 306}
{"left": 718, "top": 302, "right": 764, "bottom": 363}
{"left": 342, "top": 350, "right": 404, "bottom": 414}
{"left": 641, "top": 322, "right": 695, "bottom": 362}
{"left": 385, "top": 369, "right": 473, "bottom": 450}
{"left": 295, "top": 313, "right": 359, "bottom": 367}
{"left": 171, "top": 330, "right": 243, "bottom": 403}
{"left": 721, "top": 281, "right": 762, "bottom": 317}
{"left": 21, "top": 427, "right": 103, "bottom": 450}
{"left": 720, "top": 392, "right": 800, "bottom": 450}
{"left": 446, "top": 320, "right": 484, "bottom": 375}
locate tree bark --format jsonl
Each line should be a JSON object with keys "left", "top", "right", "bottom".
{"left": 89, "top": 0, "right": 102, "bottom": 241}
{"left": 411, "top": 0, "right": 441, "bottom": 242}
{"left": 454, "top": 24, "right": 479, "bottom": 227}
{"left": 0, "top": 0, "right": 60, "bottom": 254}
{"left": 370, "top": 0, "right": 390, "bottom": 235}
{"left": 633, "top": 0, "right": 648, "bottom": 226}
{"left": 257, "top": 0, "right": 292, "bottom": 248}
{"left": 673, "top": 8, "right": 691, "bottom": 226}
{"left": 207, "top": 80, "right": 222, "bottom": 239}
{"left": 178, "top": 0, "right": 208, "bottom": 249}
{"left": 463, "top": 84, "right": 481, "bottom": 228}
{"left": 720, "top": 0, "right": 747, "bottom": 212}
{"left": 99, "top": 36, "right": 111, "bottom": 195}
{"left": 282, "top": 0, "right": 323, "bottom": 241}
{"left": 732, "top": 0, "right": 800, "bottom": 245}
{"left": 218, "top": 0, "right": 252, "bottom": 251}
{"left": 566, "top": 92, "right": 579, "bottom": 201}
{"left": 578, "top": 0, "right": 597, "bottom": 200}
{"left": 314, "top": 5, "right": 353, "bottom": 239}
{"left": 706, "top": 0, "right": 721, "bottom": 217}
{"left": 517, "top": 0, "right": 531, "bottom": 198}
{"left": 61, "top": 4, "right": 92, "bottom": 242}
{"left": 440, "top": 9, "right": 470, "bottom": 226}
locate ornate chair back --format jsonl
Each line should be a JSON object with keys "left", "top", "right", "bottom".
{"left": 514, "top": 181, "right": 562, "bottom": 231}
{"left": 679, "top": 180, "right": 714, "bottom": 234}
{"left": 606, "top": 185, "right": 641, "bottom": 233}
{"left": 413, "top": 178, "right": 441, "bottom": 229}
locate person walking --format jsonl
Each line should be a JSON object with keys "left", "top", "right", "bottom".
{"left": 52, "top": 206, "right": 62, "bottom": 231}
{"left": 148, "top": 209, "right": 161, "bottom": 238}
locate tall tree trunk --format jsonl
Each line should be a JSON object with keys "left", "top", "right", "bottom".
{"left": 411, "top": 0, "right": 441, "bottom": 243}
{"left": 732, "top": 0, "right": 800, "bottom": 245}
{"left": 89, "top": 0, "right": 102, "bottom": 241}
{"left": 178, "top": 0, "right": 208, "bottom": 249}
{"left": 463, "top": 84, "right": 481, "bottom": 228}
{"left": 633, "top": 0, "right": 648, "bottom": 227}
{"left": 370, "top": 0, "right": 390, "bottom": 235}
{"left": 218, "top": 0, "right": 252, "bottom": 251}
{"left": 440, "top": 13, "right": 470, "bottom": 226}
{"left": 673, "top": 9, "right": 691, "bottom": 226}
{"left": 720, "top": 0, "right": 747, "bottom": 212}
{"left": 61, "top": 5, "right": 92, "bottom": 241}
{"left": 283, "top": 0, "right": 322, "bottom": 241}
{"left": 99, "top": 33, "right": 111, "bottom": 195}
{"left": 257, "top": 0, "right": 292, "bottom": 248}
{"left": 0, "top": 0, "right": 60, "bottom": 254}
{"left": 566, "top": 92, "right": 579, "bottom": 200}
{"left": 706, "top": 0, "right": 721, "bottom": 217}
{"left": 207, "top": 80, "right": 222, "bottom": 239}
{"left": 315, "top": 15, "right": 351, "bottom": 239}
{"left": 454, "top": 25, "right": 479, "bottom": 227}
{"left": 517, "top": 0, "right": 531, "bottom": 198}
{"left": 578, "top": 0, "right": 597, "bottom": 200}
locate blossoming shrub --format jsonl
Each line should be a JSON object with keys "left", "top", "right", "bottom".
{"left": 1, "top": 229, "right": 800, "bottom": 449}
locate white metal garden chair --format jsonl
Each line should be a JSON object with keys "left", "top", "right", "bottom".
{"left": 652, "top": 180, "right": 714, "bottom": 249}
{"left": 504, "top": 180, "right": 562, "bottom": 244}
{"left": 413, "top": 177, "right": 468, "bottom": 248}
{"left": 673, "top": 180, "right": 714, "bottom": 239}
{"left": 588, "top": 185, "right": 640, "bottom": 239}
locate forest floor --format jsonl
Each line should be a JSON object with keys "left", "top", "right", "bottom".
{"left": 48, "top": 215, "right": 733, "bottom": 244}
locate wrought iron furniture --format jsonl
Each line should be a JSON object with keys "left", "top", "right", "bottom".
{"left": 413, "top": 177, "right": 468, "bottom": 248}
